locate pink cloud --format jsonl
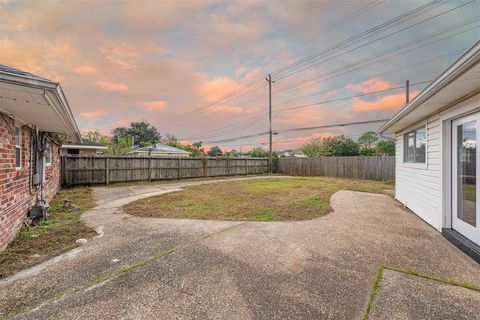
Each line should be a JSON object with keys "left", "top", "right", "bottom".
{"left": 138, "top": 100, "right": 167, "bottom": 111}
{"left": 201, "top": 77, "right": 241, "bottom": 101}
{"left": 351, "top": 91, "right": 419, "bottom": 112}
{"left": 79, "top": 110, "right": 107, "bottom": 120}
{"left": 72, "top": 65, "right": 97, "bottom": 75}
{"left": 347, "top": 77, "right": 393, "bottom": 94}
{"left": 235, "top": 66, "right": 247, "bottom": 77}
{"left": 95, "top": 80, "right": 128, "bottom": 92}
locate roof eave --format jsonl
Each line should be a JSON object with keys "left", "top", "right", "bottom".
{"left": 378, "top": 40, "right": 480, "bottom": 134}
{"left": 0, "top": 71, "right": 82, "bottom": 143}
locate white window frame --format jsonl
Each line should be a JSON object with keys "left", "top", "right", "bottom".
{"left": 15, "top": 126, "right": 21, "bottom": 170}
{"left": 44, "top": 139, "right": 52, "bottom": 167}
{"left": 403, "top": 125, "right": 427, "bottom": 164}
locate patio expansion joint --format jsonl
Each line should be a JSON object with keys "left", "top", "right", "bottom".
{"left": 5, "top": 221, "right": 248, "bottom": 320}
{"left": 362, "top": 264, "right": 480, "bottom": 320}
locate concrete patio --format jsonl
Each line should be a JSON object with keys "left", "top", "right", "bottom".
{"left": 1, "top": 177, "right": 479, "bottom": 319}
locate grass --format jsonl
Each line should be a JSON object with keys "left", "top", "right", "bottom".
{"left": 0, "top": 187, "right": 96, "bottom": 279}
{"left": 123, "top": 177, "right": 393, "bottom": 221}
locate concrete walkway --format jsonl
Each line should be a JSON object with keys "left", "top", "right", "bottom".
{"left": 1, "top": 176, "right": 479, "bottom": 319}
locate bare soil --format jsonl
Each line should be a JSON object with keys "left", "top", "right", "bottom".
{"left": 0, "top": 187, "right": 96, "bottom": 279}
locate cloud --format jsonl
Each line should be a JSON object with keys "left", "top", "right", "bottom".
{"left": 351, "top": 91, "right": 419, "bottom": 112}
{"left": 95, "top": 80, "right": 128, "bottom": 92}
{"left": 235, "top": 66, "right": 247, "bottom": 77}
{"left": 201, "top": 77, "right": 242, "bottom": 102}
{"left": 79, "top": 110, "right": 107, "bottom": 120}
{"left": 138, "top": 100, "right": 167, "bottom": 111}
{"left": 72, "top": 65, "right": 97, "bottom": 75}
{"left": 346, "top": 77, "right": 393, "bottom": 94}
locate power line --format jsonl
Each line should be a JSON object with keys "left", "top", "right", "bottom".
{"left": 177, "top": 0, "right": 443, "bottom": 121}
{"left": 306, "top": 0, "right": 386, "bottom": 42}
{"left": 270, "top": 0, "right": 443, "bottom": 77}
{"left": 203, "top": 119, "right": 391, "bottom": 144}
{"left": 274, "top": 0, "right": 475, "bottom": 81}
{"left": 177, "top": 1, "right": 477, "bottom": 145}
{"left": 275, "top": 80, "right": 431, "bottom": 115}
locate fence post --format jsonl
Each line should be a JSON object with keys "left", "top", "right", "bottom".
{"left": 105, "top": 157, "right": 110, "bottom": 185}
{"left": 245, "top": 158, "right": 248, "bottom": 175}
{"left": 205, "top": 158, "right": 208, "bottom": 178}
{"left": 148, "top": 157, "right": 152, "bottom": 182}
{"left": 178, "top": 158, "right": 182, "bottom": 180}
{"left": 226, "top": 157, "right": 230, "bottom": 175}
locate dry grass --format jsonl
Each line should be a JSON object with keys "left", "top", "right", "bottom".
{"left": 123, "top": 177, "right": 393, "bottom": 221}
{"left": 0, "top": 187, "right": 96, "bottom": 279}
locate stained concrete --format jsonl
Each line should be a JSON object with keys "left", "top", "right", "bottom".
{"left": 369, "top": 269, "right": 480, "bottom": 320}
{"left": 1, "top": 176, "right": 479, "bottom": 319}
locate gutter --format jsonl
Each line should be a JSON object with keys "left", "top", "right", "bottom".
{"left": 0, "top": 71, "right": 82, "bottom": 142}
{"left": 61, "top": 144, "right": 108, "bottom": 150}
{"left": 378, "top": 40, "right": 480, "bottom": 134}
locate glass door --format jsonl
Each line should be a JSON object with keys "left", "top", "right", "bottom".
{"left": 452, "top": 114, "right": 480, "bottom": 246}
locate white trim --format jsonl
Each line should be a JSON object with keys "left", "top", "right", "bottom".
{"left": 379, "top": 41, "right": 480, "bottom": 134}
{"left": 451, "top": 113, "right": 480, "bottom": 245}
{"left": 44, "top": 139, "right": 52, "bottom": 166}
{"left": 14, "top": 125, "right": 21, "bottom": 170}
{"left": 0, "top": 69, "right": 81, "bottom": 143}
{"left": 401, "top": 120, "right": 428, "bottom": 166}
{"left": 61, "top": 144, "right": 107, "bottom": 150}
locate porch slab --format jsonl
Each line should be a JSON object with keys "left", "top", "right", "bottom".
{"left": 369, "top": 268, "right": 480, "bottom": 320}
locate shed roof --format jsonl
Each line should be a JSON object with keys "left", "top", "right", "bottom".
{"left": 134, "top": 143, "right": 191, "bottom": 154}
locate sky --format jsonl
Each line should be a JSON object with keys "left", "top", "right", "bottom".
{"left": 1, "top": 0, "right": 479, "bottom": 151}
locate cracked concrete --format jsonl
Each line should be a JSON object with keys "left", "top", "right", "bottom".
{"left": 1, "top": 176, "right": 479, "bottom": 319}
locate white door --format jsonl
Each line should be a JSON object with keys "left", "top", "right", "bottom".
{"left": 452, "top": 113, "right": 480, "bottom": 246}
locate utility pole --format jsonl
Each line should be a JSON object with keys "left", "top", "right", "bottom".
{"left": 266, "top": 74, "right": 274, "bottom": 173}
{"left": 406, "top": 79, "right": 410, "bottom": 104}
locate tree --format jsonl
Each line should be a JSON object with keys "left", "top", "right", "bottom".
{"left": 227, "top": 149, "right": 239, "bottom": 157}
{"left": 376, "top": 140, "right": 395, "bottom": 156}
{"left": 249, "top": 147, "right": 268, "bottom": 158}
{"left": 84, "top": 130, "right": 101, "bottom": 142}
{"left": 322, "top": 136, "right": 360, "bottom": 156}
{"left": 302, "top": 138, "right": 327, "bottom": 157}
{"left": 112, "top": 121, "right": 160, "bottom": 148}
{"left": 357, "top": 131, "right": 378, "bottom": 148}
{"left": 207, "top": 146, "right": 223, "bottom": 157}
{"left": 161, "top": 133, "right": 178, "bottom": 145}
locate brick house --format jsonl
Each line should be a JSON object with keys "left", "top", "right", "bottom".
{"left": 0, "top": 65, "right": 81, "bottom": 250}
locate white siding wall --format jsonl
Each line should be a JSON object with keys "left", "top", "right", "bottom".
{"left": 395, "top": 114, "right": 443, "bottom": 230}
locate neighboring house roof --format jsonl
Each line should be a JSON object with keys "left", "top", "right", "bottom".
{"left": 133, "top": 143, "right": 191, "bottom": 155}
{"left": 378, "top": 40, "right": 480, "bottom": 134}
{"left": 0, "top": 64, "right": 81, "bottom": 142}
{"left": 0, "top": 64, "right": 52, "bottom": 82}
{"left": 61, "top": 138, "right": 108, "bottom": 150}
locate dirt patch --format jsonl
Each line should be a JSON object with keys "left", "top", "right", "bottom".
{"left": 0, "top": 187, "right": 96, "bottom": 279}
{"left": 123, "top": 177, "right": 393, "bottom": 221}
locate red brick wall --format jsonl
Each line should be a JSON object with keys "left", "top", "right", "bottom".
{"left": 0, "top": 116, "right": 61, "bottom": 250}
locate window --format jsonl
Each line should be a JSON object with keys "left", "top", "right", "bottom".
{"left": 45, "top": 140, "right": 51, "bottom": 165}
{"left": 15, "top": 127, "right": 21, "bottom": 169}
{"left": 404, "top": 126, "right": 426, "bottom": 163}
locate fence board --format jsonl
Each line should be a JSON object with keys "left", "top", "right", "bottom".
{"left": 62, "top": 156, "right": 269, "bottom": 186}
{"left": 277, "top": 156, "right": 394, "bottom": 181}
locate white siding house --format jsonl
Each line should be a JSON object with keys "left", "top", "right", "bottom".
{"left": 379, "top": 41, "right": 480, "bottom": 262}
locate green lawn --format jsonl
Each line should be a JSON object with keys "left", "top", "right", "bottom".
{"left": 123, "top": 177, "right": 393, "bottom": 221}
{"left": 0, "top": 187, "right": 95, "bottom": 279}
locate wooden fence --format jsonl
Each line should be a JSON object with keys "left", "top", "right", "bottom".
{"left": 277, "top": 156, "right": 395, "bottom": 181}
{"left": 61, "top": 156, "right": 270, "bottom": 186}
